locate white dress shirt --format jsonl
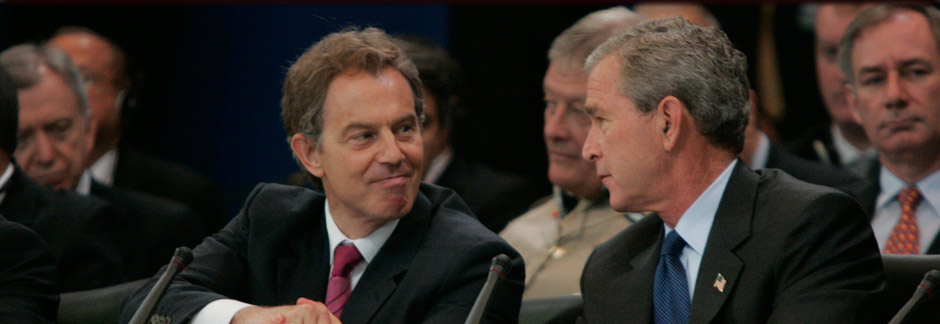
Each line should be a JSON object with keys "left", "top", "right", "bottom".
{"left": 665, "top": 159, "right": 737, "bottom": 301}
{"left": 190, "top": 199, "right": 400, "bottom": 324}
{"left": 831, "top": 125, "right": 877, "bottom": 167}
{"left": 871, "top": 167, "right": 940, "bottom": 253}
{"left": 89, "top": 149, "right": 119, "bottom": 187}
{"left": 747, "top": 132, "right": 771, "bottom": 170}
{"left": 0, "top": 163, "right": 15, "bottom": 205}
{"left": 423, "top": 146, "right": 453, "bottom": 184}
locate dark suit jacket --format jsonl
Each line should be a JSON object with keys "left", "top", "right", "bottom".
{"left": 90, "top": 181, "right": 204, "bottom": 281}
{"left": 786, "top": 124, "right": 843, "bottom": 165}
{"left": 0, "top": 168, "right": 125, "bottom": 292}
{"left": 435, "top": 156, "right": 548, "bottom": 232}
{"left": 0, "top": 215, "right": 58, "bottom": 324}
{"left": 113, "top": 147, "right": 225, "bottom": 235}
{"left": 765, "top": 144, "right": 870, "bottom": 198}
{"left": 120, "top": 183, "right": 525, "bottom": 324}
{"left": 580, "top": 162, "right": 885, "bottom": 324}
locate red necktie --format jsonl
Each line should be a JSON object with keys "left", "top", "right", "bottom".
{"left": 884, "top": 187, "right": 923, "bottom": 255}
{"left": 325, "top": 243, "right": 363, "bottom": 317}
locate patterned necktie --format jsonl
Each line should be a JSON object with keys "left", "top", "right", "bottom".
{"left": 325, "top": 243, "right": 363, "bottom": 317}
{"left": 884, "top": 187, "right": 923, "bottom": 255}
{"left": 653, "top": 231, "right": 691, "bottom": 324}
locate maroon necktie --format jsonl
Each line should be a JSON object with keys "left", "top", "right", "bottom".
{"left": 325, "top": 243, "right": 363, "bottom": 317}
{"left": 884, "top": 187, "right": 923, "bottom": 255}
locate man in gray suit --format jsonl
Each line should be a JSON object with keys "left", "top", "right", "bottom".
{"left": 579, "top": 17, "right": 883, "bottom": 323}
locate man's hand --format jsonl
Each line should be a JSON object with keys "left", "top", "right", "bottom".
{"left": 232, "top": 298, "right": 340, "bottom": 324}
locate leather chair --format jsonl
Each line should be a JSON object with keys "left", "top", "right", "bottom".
{"left": 520, "top": 295, "right": 583, "bottom": 324}
{"left": 57, "top": 278, "right": 148, "bottom": 324}
{"left": 880, "top": 254, "right": 940, "bottom": 324}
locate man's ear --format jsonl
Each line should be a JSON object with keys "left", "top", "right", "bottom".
{"left": 844, "top": 83, "right": 863, "bottom": 124}
{"left": 290, "top": 133, "right": 324, "bottom": 178}
{"left": 657, "top": 96, "right": 684, "bottom": 152}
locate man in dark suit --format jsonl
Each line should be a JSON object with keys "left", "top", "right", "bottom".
{"left": 0, "top": 214, "right": 59, "bottom": 324}
{"left": 48, "top": 27, "right": 226, "bottom": 234}
{"left": 786, "top": 4, "right": 876, "bottom": 176}
{"left": 0, "top": 43, "right": 203, "bottom": 281}
{"left": 579, "top": 17, "right": 883, "bottom": 323}
{"left": 0, "top": 58, "right": 124, "bottom": 292}
{"left": 839, "top": 4, "right": 940, "bottom": 256}
{"left": 121, "top": 28, "right": 523, "bottom": 324}
{"left": 392, "top": 36, "right": 547, "bottom": 232}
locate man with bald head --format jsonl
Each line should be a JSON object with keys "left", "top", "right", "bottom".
{"left": 48, "top": 28, "right": 225, "bottom": 234}
{"left": 578, "top": 17, "right": 883, "bottom": 323}
{"left": 499, "top": 6, "right": 644, "bottom": 299}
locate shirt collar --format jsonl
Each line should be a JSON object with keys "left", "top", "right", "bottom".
{"left": 89, "top": 149, "right": 119, "bottom": 186}
{"left": 878, "top": 166, "right": 940, "bottom": 214}
{"left": 0, "top": 163, "right": 14, "bottom": 205}
{"left": 748, "top": 132, "right": 771, "bottom": 170}
{"left": 324, "top": 199, "right": 399, "bottom": 265}
{"left": 669, "top": 159, "right": 738, "bottom": 256}
{"left": 75, "top": 171, "right": 93, "bottom": 196}
{"left": 423, "top": 146, "right": 453, "bottom": 183}
{"left": 831, "top": 124, "right": 876, "bottom": 165}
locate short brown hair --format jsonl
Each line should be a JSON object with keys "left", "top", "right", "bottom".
{"left": 281, "top": 27, "right": 423, "bottom": 187}
{"left": 838, "top": 4, "right": 940, "bottom": 88}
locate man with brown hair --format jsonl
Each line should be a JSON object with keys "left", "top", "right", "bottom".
{"left": 120, "top": 27, "right": 523, "bottom": 324}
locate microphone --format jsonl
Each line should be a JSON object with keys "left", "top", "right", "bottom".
{"left": 128, "top": 247, "right": 194, "bottom": 324}
{"left": 888, "top": 269, "right": 940, "bottom": 324}
{"left": 465, "top": 254, "right": 513, "bottom": 324}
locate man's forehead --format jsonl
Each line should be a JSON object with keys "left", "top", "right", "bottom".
{"left": 853, "top": 12, "right": 938, "bottom": 68}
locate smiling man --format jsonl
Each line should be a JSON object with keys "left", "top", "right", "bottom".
{"left": 840, "top": 4, "right": 940, "bottom": 256}
{"left": 578, "top": 17, "right": 883, "bottom": 324}
{"left": 120, "top": 28, "right": 524, "bottom": 324}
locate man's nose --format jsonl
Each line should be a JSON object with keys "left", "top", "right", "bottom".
{"left": 582, "top": 126, "right": 601, "bottom": 162}
{"left": 376, "top": 131, "right": 405, "bottom": 165}
{"left": 544, "top": 105, "right": 571, "bottom": 141}
{"left": 32, "top": 132, "right": 57, "bottom": 165}
{"left": 884, "top": 73, "right": 910, "bottom": 110}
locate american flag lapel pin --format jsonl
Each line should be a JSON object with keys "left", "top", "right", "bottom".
{"left": 713, "top": 273, "right": 726, "bottom": 293}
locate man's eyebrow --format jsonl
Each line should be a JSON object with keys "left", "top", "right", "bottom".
{"left": 341, "top": 122, "right": 373, "bottom": 135}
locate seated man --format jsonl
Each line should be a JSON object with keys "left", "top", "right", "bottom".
{"left": 499, "top": 6, "right": 645, "bottom": 299}
{"left": 120, "top": 27, "right": 524, "bottom": 324}
{"left": 579, "top": 17, "right": 883, "bottom": 323}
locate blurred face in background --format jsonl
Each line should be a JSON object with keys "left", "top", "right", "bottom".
{"left": 544, "top": 63, "right": 604, "bottom": 200}
{"left": 420, "top": 89, "right": 449, "bottom": 176}
{"left": 815, "top": 4, "right": 866, "bottom": 126}
{"left": 16, "top": 66, "right": 94, "bottom": 190}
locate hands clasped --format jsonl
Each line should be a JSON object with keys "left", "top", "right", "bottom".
{"left": 232, "top": 298, "right": 341, "bottom": 324}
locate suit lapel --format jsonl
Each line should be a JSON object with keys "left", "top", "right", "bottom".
{"left": 0, "top": 168, "right": 40, "bottom": 227}
{"left": 594, "top": 214, "right": 663, "bottom": 324}
{"left": 277, "top": 195, "right": 330, "bottom": 304}
{"left": 689, "top": 162, "right": 754, "bottom": 324}
{"left": 340, "top": 192, "right": 432, "bottom": 324}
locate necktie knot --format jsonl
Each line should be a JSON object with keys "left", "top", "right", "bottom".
{"left": 899, "top": 186, "right": 923, "bottom": 210}
{"left": 332, "top": 244, "right": 363, "bottom": 277}
{"left": 661, "top": 231, "right": 687, "bottom": 256}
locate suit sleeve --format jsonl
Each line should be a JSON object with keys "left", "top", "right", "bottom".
{"left": 421, "top": 238, "right": 525, "bottom": 324}
{"left": 767, "top": 192, "right": 885, "bottom": 324}
{"left": 0, "top": 220, "right": 58, "bottom": 324}
{"left": 118, "top": 184, "right": 266, "bottom": 324}
{"left": 57, "top": 202, "right": 126, "bottom": 292}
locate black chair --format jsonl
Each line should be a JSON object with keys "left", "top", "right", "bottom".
{"left": 57, "top": 278, "right": 148, "bottom": 324}
{"left": 881, "top": 254, "right": 940, "bottom": 324}
{"left": 520, "top": 295, "right": 583, "bottom": 324}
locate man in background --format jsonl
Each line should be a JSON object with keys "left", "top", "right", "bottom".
{"left": 0, "top": 43, "right": 202, "bottom": 280}
{"left": 841, "top": 4, "right": 940, "bottom": 255}
{"left": 393, "top": 35, "right": 546, "bottom": 233}
{"left": 499, "top": 6, "right": 644, "bottom": 299}
{"left": 788, "top": 4, "right": 875, "bottom": 176}
{"left": 48, "top": 27, "right": 226, "bottom": 234}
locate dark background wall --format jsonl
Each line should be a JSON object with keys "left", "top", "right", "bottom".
{"left": 0, "top": 4, "right": 822, "bottom": 218}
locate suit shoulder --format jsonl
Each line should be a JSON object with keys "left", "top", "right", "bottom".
{"left": 238, "top": 183, "right": 324, "bottom": 225}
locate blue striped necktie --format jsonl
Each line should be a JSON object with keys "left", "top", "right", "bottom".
{"left": 653, "top": 230, "right": 690, "bottom": 324}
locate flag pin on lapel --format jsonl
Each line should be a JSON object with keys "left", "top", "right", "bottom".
{"left": 713, "top": 273, "right": 726, "bottom": 293}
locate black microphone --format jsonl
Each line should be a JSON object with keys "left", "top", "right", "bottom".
{"left": 128, "top": 247, "right": 194, "bottom": 324}
{"left": 465, "top": 254, "right": 513, "bottom": 324}
{"left": 889, "top": 269, "right": 940, "bottom": 324}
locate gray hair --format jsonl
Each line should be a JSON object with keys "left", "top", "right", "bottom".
{"left": 548, "top": 6, "right": 646, "bottom": 71}
{"left": 838, "top": 4, "right": 940, "bottom": 88}
{"left": 586, "top": 17, "right": 750, "bottom": 153}
{"left": 0, "top": 44, "right": 90, "bottom": 118}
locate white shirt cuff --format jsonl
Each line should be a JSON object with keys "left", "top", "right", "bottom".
{"left": 190, "top": 299, "right": 254, "bottom": 324}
